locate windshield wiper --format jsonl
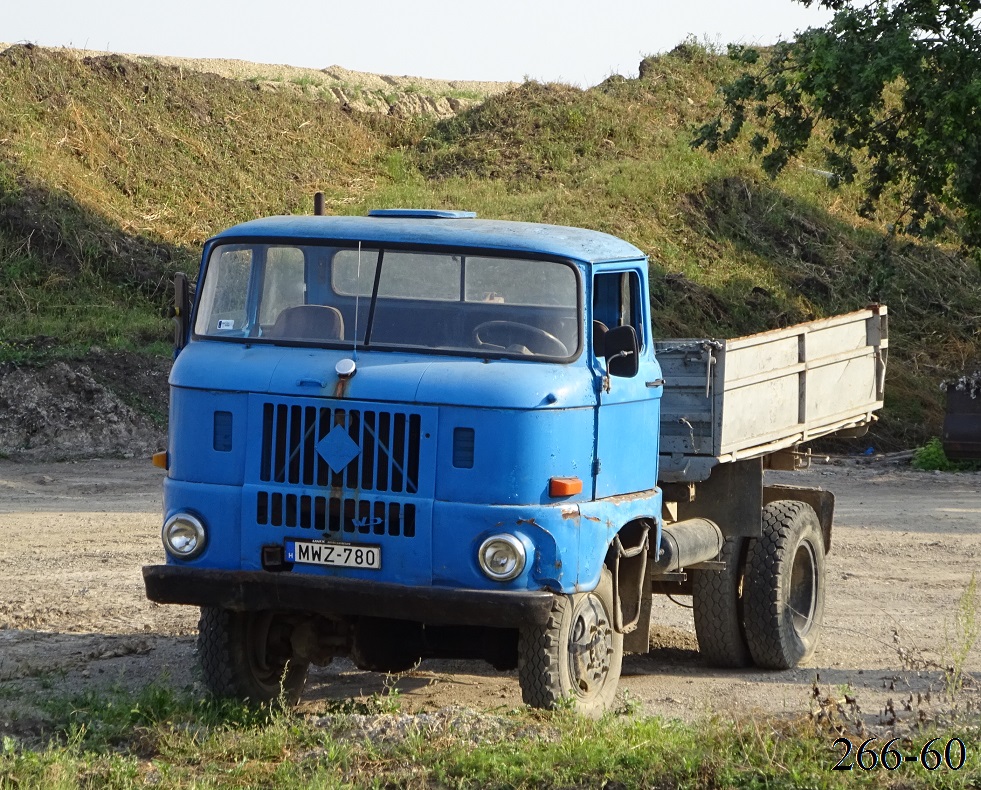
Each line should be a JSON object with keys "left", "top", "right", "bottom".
{"left": 362, "top": 248, "right": 385, "bottom": 348}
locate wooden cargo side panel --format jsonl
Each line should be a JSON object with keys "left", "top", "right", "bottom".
{"left": 717, "top": 311, "right": 884, "bottom": 454}
{"left": 657, "top": 308, "right": 887, "bottom": 481}
{"left": 718, "top": 374, "right": 801, "bottom": 450}
{"left": 803, "top": 353, "right": 880, "bottom": 426}
{"left": 716, "top": 335, "right": 800, "bottom": 453}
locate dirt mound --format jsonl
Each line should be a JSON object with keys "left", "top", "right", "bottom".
{"left": 0, "top": 43, "right": 514, "bottom": 119}
{"left": 0, "top": 351, "right": 169, "bottom": 460}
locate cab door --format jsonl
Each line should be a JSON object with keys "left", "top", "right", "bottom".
{"left": 592, "top": 268, "right": 662, "bottom": 498}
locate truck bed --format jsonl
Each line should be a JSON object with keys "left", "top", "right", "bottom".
{"left": 655, "top": 306, "right": 888, "bottom": 482}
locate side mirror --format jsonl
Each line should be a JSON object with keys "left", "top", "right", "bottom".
{"left": 172, "top": 272, "right": 192, "bottom": 352}
{"left": 604, "top": 325, "right": 639, "bottom": 378}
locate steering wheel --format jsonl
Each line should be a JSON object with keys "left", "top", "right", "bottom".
{"left": 472, "top": 320, "right": 569, "bottom": 357}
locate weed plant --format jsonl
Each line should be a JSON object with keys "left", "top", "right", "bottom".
{"left": 944, "top": 573, "right": 980, "bottom": 702}
{"left": 912, "top": 438, "right": 981, "bottom": 472}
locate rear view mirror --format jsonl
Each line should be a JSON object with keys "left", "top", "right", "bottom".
{"left": 172, "top": 272, "right": 192, "bottom": 353}
{"left": 605, "top": 325, "right": 639, "bottom": 378}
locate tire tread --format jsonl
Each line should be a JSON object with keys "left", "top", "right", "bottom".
{"left": 744, "top": 501, "right": 824, "bottom": 670}
{"left": 517, "top": 569, "right": 622, "bottom": 714}
{"left": 517, "top": 596, "right": 569, "bottom": 709}
{"left": 196, "top": 606, "right": 309, "bottom": 704}
{"left": 198, "top": 607, "right": 240, "bottom": 697}
{"left": 693, "top": 536, "right": 752, "bottom": 668}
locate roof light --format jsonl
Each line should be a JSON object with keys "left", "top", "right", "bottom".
{"left": 367, "top": 209, "right": 477, "bottom": 219}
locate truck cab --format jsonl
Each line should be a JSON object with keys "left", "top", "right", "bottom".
{"left": 145, "top": 209, "right": 667, "bottom": 713}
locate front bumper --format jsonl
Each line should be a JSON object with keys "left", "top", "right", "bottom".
{"left": 143, "top": 565, "right": 555, "bottom": 627}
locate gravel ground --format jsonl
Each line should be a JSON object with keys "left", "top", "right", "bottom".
{"left": 0, "top": 457, "right": 978, "bottom": 739}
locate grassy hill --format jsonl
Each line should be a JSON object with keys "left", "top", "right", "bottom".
{"left": 1, "top": 41, "right": 978, "bottom": 448}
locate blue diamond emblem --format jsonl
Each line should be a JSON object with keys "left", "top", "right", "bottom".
{"left": 317, "top": 426, "right": 361, "bottom": 472}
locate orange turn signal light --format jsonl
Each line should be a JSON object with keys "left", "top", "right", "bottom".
{"left": 152, "top": 451, "right": 169, "bottom": 470}
{"left": 549, "top": 476, "right": 583, "bottom": 497}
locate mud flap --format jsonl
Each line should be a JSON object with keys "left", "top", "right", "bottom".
{"left": 763, "top": 484, "right": 835, "bottom": 554}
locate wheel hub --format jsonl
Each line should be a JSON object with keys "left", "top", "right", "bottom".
{"left": 788, "top": 541, "right": 817, "bottom": 636}
{"left": 247, "top": 612, "right": 291, "bottom": 687}
{"left": 568, "top": 594, "right": 614, "bottom": 696}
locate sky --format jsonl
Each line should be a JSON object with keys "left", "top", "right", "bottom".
{"left": 3, "top": 1, "right": 834, "bottom": 87}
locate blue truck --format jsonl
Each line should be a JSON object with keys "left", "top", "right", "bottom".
{"left": 143, "top": 207, "right": 888, "bottom": 714}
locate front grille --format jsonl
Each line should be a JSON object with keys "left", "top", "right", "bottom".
{"left": 259, "top": 403, "right": 421, "bottom": 494}
{"left": 257, "top": 490, "right": 416, "bottom": 537}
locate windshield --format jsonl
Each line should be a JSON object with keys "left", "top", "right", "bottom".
{"left": 194, "top": 243, "right": 581, "bottom": 360}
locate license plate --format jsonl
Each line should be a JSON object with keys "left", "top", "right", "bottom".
{"left": 286, "top": 539, "right": 381, "bottom": 570}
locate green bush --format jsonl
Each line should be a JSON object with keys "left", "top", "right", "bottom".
{"left": 912, "top": 437, "right": 981, "bottom": 472}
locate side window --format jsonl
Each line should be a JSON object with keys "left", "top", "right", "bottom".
{"left": 195, "top": 247, "right": 253, "bottom": 334}
{"left": 592, "top": 271, "right": 645, "bottom": 355}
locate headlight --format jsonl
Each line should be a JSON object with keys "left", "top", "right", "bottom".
{"left": 162, "top": 513, "right": 207, "bottom": 559}
{"left": 477, "top": 534, "right": 526, "bottom": 581}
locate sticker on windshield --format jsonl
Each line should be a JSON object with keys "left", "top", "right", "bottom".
{"left": 217, "top": 319, "right": 235, "bottom": 330}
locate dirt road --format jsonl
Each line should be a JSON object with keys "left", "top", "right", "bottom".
{"left": 0, "top": 458, "right": 978, "bottom": 734}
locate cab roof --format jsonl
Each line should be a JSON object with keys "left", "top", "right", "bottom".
{"left": 209, "top": 213, "right": 646, "bottom": 265}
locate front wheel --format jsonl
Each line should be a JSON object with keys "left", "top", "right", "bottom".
{"left": 197, "top": 607, "right": 310, "bottom": 705}
{"left": 743, "top": 501, "right": 826, "bottom": 669}
{"left": 517, "top": 569, "right": 623, "bottom": 716}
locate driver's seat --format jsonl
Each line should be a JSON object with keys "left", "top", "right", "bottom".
{"left": 268, "top": 305, "right": 345, "bottom": 341}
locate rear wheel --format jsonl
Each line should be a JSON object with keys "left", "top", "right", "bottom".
{"left": 197, "top": 607, "right": 309, "bottom": 704}
{"left": 517, "top": 569, "right": 623, "bottom": 716}
{"left": 693, "top": 536, "right": 752, "bottom": 668}
{"left": 743, "top": 501, "right": 826, "bottom": 669}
